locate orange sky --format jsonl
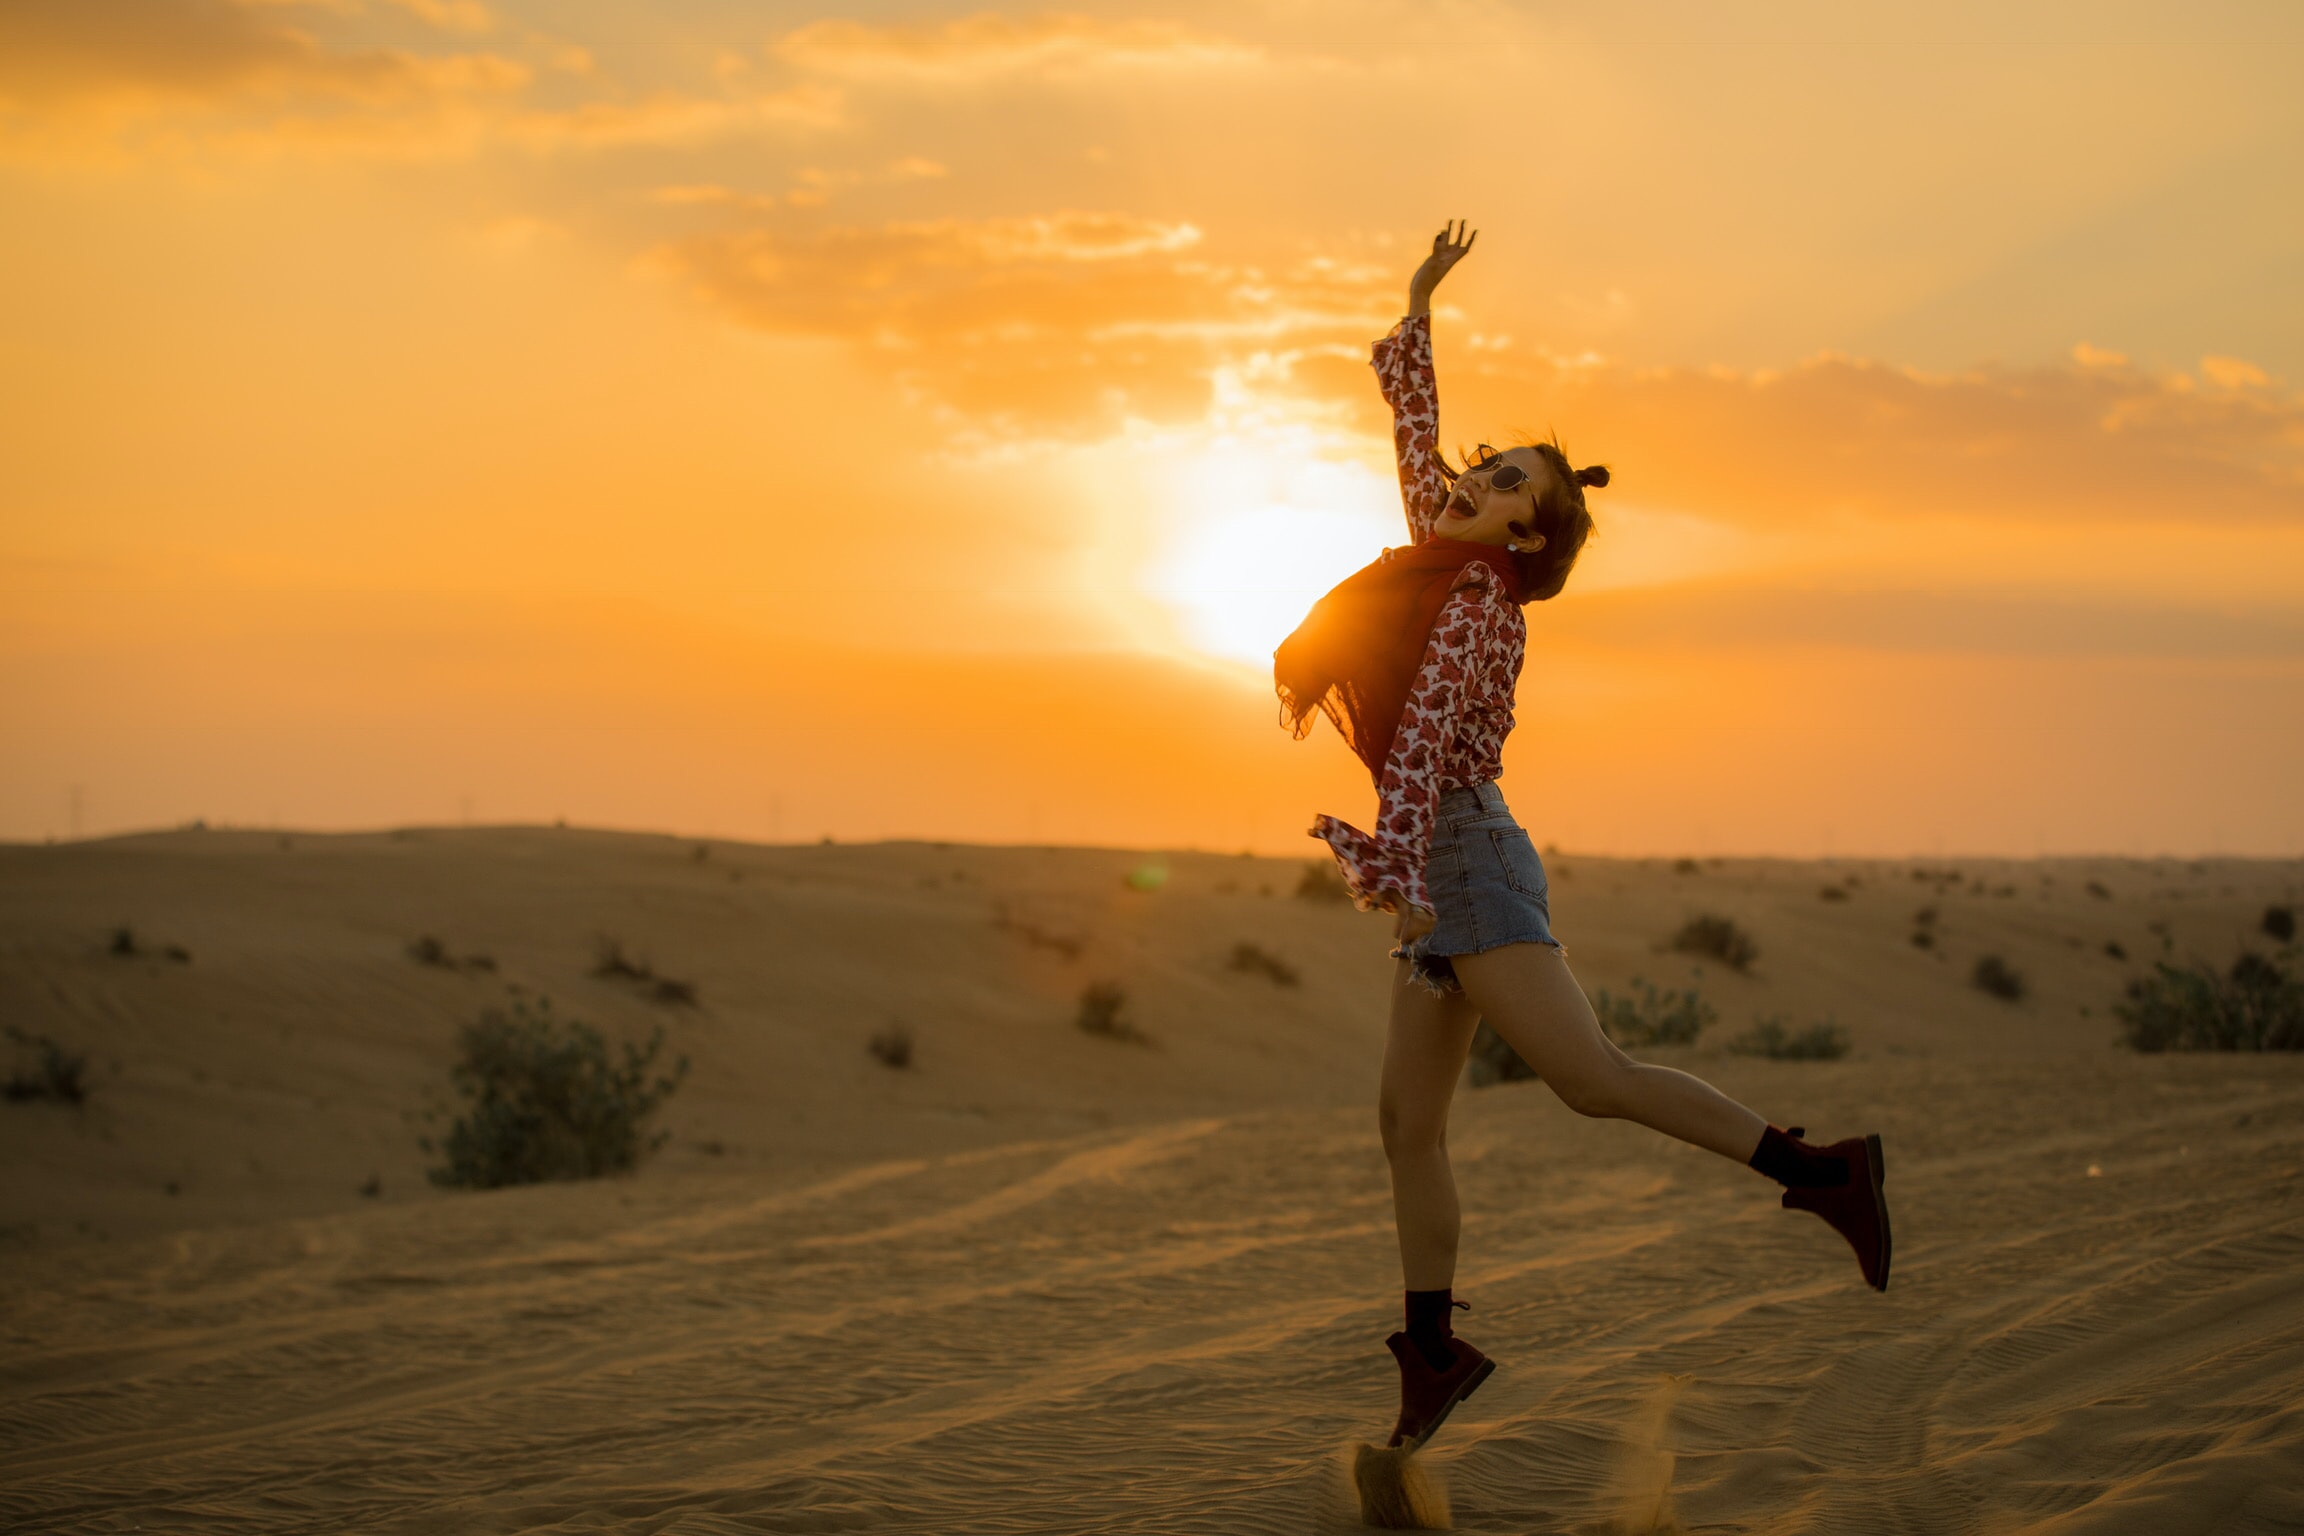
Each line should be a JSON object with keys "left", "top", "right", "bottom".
{"left": 4, "top": 2, "right": 2302, "bottom": 854}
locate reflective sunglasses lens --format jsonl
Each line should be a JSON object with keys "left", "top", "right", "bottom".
{"left": 1490, "top": 464, "right": 1527, "bottom": 490}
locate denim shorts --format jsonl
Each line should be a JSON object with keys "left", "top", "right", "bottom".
{"left": 1392, "top": 781, "right": 1562, "bottom": 994}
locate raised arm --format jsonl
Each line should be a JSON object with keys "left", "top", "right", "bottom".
{"left": 1408, "top": 218, "right": 1475, "bottom": 318}
{"left": 1372, "top": 221, "right": 1477, "bottom": 541}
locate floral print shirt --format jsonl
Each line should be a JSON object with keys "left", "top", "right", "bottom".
{"left": 1312, "top": 313, "right": 1526, "bottom": 915}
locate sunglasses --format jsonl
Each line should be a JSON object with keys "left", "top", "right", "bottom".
{"left": 1458, "top": 444, "right": 1535, "bottom": 492}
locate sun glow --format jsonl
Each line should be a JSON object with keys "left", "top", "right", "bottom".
{"left": 1143, "top": 438, "right": 1402, "bottom": 667}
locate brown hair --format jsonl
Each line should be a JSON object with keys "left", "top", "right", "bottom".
{"left": 1519, "top": 436, "right": 1605, "bottom": 601}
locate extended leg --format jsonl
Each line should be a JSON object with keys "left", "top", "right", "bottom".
{"left": 1450, "top": 943, "right": 1764, "bottom": 1159}
{"left": 1452, "top": 942, "right": 1891, "bottom": 1289}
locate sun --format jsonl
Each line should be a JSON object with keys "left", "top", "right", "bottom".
{"left": 1143, "top": 440, "right": 1401, "bottom": 668}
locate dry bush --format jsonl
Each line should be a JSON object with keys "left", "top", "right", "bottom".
{"left": 1294, "top": 862, "right": 1350, "bottom": 903}
{"left": 1076, "top": 982, "right": 1149, "bottom": 1044}
{"left": 1729, "top": 1015, "right": 1851, "bottom": 1061}
{"left": 2118, "top": 950, "right": 2303, "bottom": 1052}
{"left": 593, "top": 937, "right": 700, "bottom": 1007}
{"left": 1227, "top": 942, "right": 1300, "bottom": 987}
{"left": 1670, "top": 915, "right": 1758, "bottom": 972}
{"left": 3, "top": 1028, "right": 87, "bottom": 1105}
{"left": 409, "top": 935, "right": 496, "bottom": 973}
{"left": 1972, "top": 954, "right": 2027, "bottom": 1002}
{"left": 2266, "top": 906, "right": 2298, "bottom": 943}
{"left": 425, "top": 996, "right": 688, "bottom": 1189}
{"left": 868, "top": 1024, "right": 914, "bottom": 1069}
{"left": 1590, "top": 979, "right": 1715, "bottom": 1047}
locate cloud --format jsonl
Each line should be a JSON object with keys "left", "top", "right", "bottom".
{"left": 773, "top": 12, "right": 1262, "bottom": 82}
{"left": 1438, "top": 347, "right": 2304, "bottom": 529}
{"left": 0, "top": 0, "right": 519, "bottom": 109}
{"left": 0, "top": 0, "right": 836, "bottom": 159}
{"left": 654, "top": 201, "right": 2304, "bottom": 528}
{"left": 654, "top": 212, "right": 1395, "bottom": 432}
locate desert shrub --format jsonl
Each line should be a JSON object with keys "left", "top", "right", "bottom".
{"left": 2116, "top": 950, "right": 2304, "bottom": 1052}
{"left": 592, "top": 937, "right": 699, "bottom": 1007}
{"left": 1729, "top": 1015, "right": 1851, "bottom": 1061}
{"left": 868, "top": 1023, "right": 914, "bottom": 1069}
{"left": 1589, "top": 978, "right": 1715, "bottom": 1047}
{"left": 2266, "top": 906, "right": 2297, "bottom": 943}
{"left": 992, "top": 908, "right": 1084, "bottom": 960}
{"left": 409, "top": 935, "right": 495, "bottom": 972}
{"left": 1295, "top": 862, "right": 1350, "bottom": 903}
{"left": 1227, "top": 942, "right": 1300, "bottom": 987}
{"left": 110, "top": 926, "right": 137, "bottom": 956}
{"left": 1672, "top": 857, "right": 1701, "bottom": 875}
{"left": 1670, "top": 915, "right": 1757, "bottom": 972}
{"left": 2105, "top": 940, "right": 2127, "bottom": 960}
{"left": 1076, "top": 982, "right": 1148, "bottom": 1044}
{"left": 1819, "top": 884, "right": 1849, "bottom": 902}
{"left": 3, "top": 1028, "right": 88, "bottom": 1105}
{"left": 1972, "top": 954, "right": 2027, "bottom": 1002}
{"left": 426, "top": 996, "right": 687, "bottom": 1189}
{"left": 1466, "top": 1021, "right": 1537, "bottom": 1087}
{"left": 2086, "top": 880, "right": 2113, "bottom": 900}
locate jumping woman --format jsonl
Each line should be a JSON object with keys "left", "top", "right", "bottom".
{"left": 1275, "top": 223, "right": 1892, "bottom": 1452}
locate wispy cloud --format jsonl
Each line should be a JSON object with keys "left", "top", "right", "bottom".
{"left": 772, "top": 12, "right": 1263, "bottom": 82}
{"left": 653, "top": 212, "right": 1395, "bottom": 431}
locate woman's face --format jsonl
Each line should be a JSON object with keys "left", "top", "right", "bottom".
{"left": 1436, "top": 446, "right": 1555, "bottom": 549}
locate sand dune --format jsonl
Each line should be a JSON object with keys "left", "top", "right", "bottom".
{"left": 3, "top": 829, "right": 2302, "bottom": 1530}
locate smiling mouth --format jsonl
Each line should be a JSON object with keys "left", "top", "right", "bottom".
{"left": 1443, "top": 489, "right": 1476, "bottom": 519}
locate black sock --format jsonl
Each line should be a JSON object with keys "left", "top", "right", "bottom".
{"left": 1749, "top": 1125, "right": 1851, "bottom": 1188}
{"left": 1404, "top": 1288, "right": 1461, "bottom": 1370}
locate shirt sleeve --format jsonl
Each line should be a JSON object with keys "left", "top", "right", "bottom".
{"left": 1371, "top": 313, "right": 1449, "bottom": 543}
{"left": 1311, "top": 573, "right": 1502, "bottom": 913}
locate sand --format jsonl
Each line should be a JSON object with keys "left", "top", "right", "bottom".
{"left": 3, "top": 828, "right": 2302, "bottom": 1531}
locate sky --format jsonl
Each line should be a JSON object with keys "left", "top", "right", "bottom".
{"left": 3, "top": 0, "right": 2302, "bottom": 856}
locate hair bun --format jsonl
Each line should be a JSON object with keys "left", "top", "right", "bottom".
{"left": 1574, "top": 464, "right": 1610, "bottom": 489}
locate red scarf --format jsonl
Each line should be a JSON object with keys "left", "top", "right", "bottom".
{"left": 1274, "top": 538, "right": 1527, "bottom": 779}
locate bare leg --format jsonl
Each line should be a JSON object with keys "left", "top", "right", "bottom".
{"left": 1378, "top": 960, "right": 1482, "bottom": 1289}
{"left": 1450, "top": 943, "right": 1767, "bottom": 1161}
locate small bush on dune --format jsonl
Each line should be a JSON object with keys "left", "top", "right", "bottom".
{"left": 2117, "top": 950, "right": 2304, "bottom": 1052}
{"left": 1972, "top": 954, "right": 2027, "bottom": 1002}
{"left": 1729, "top": 1015, "right": 1851, "bottom": 1061}
{"left": 1466, "top": 1020, "right": 1537, "bottom": 1087}
{"left": 1670, "top": 915, "right": 1758, "bottom": 972}
{"left": 1077, "top": 982, "right": 1149, "bottom": 1044}
{"left": 1590, "top": 979, "right": 1715, "bottom": 1047}
{"left": 2266, "top": 906, "right": 2298, "bottom": 943}
{"left": 426, "top": 996, "right": 687, "bottom": 1189}
{"left": 1294, "top": 862, "right": 1350, "bottom": 904}
{"left": 592, "top": 937, "right": 700, "bottom": 1008}
{"left": 868, "top": 1024, "right": 914, "bottom": 1069}
{"left": 409, "top": 934, "right": 496, "bottom": 973}
{"left": 3, "top": 1028, "right": 88, "bottom": 1105}
{"left": 1227, "top": 942, "right": 1300, "bottom": 987}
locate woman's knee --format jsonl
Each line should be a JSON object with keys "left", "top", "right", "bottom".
{"left": 1378, "top": 1096, "right": 1448, "bottom": 1162}
{"left": 1551, "top": 1060, "right": 1633, "bottom": 1120}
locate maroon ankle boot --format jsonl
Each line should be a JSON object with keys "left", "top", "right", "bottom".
{"left": 1384, "top": 1330, "right": 1495, "bottom": 1448}
{"left": 1763, "top": 1127, "right": 1892, "bottom": 1291}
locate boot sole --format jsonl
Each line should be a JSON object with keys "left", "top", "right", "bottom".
{"left": 1404, "top": 1356, "right": 1495, "bottom": 1451}
{"left": 1867, "top": 1132, "right": 1893, "bottom": 1292}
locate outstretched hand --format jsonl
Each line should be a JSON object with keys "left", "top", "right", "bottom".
{"left": 1408, "top": 219, "right": 1476, "bottom": 316}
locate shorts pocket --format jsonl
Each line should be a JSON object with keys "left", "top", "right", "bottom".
{"left": 1488, "top": 828, "right": 1548, "bottom": 899}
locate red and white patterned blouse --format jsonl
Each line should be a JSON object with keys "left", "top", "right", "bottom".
{"left": 1311, "top": 313, "right": 1526, "bottom": 916}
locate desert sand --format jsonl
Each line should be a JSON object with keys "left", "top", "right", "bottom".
{"left": 3, "top": 826, "right": 2302, "bottom": 1532}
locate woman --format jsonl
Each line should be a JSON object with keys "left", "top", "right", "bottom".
{"left": 1275, "top": 223, "right": 1891, "bottom": 1452}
